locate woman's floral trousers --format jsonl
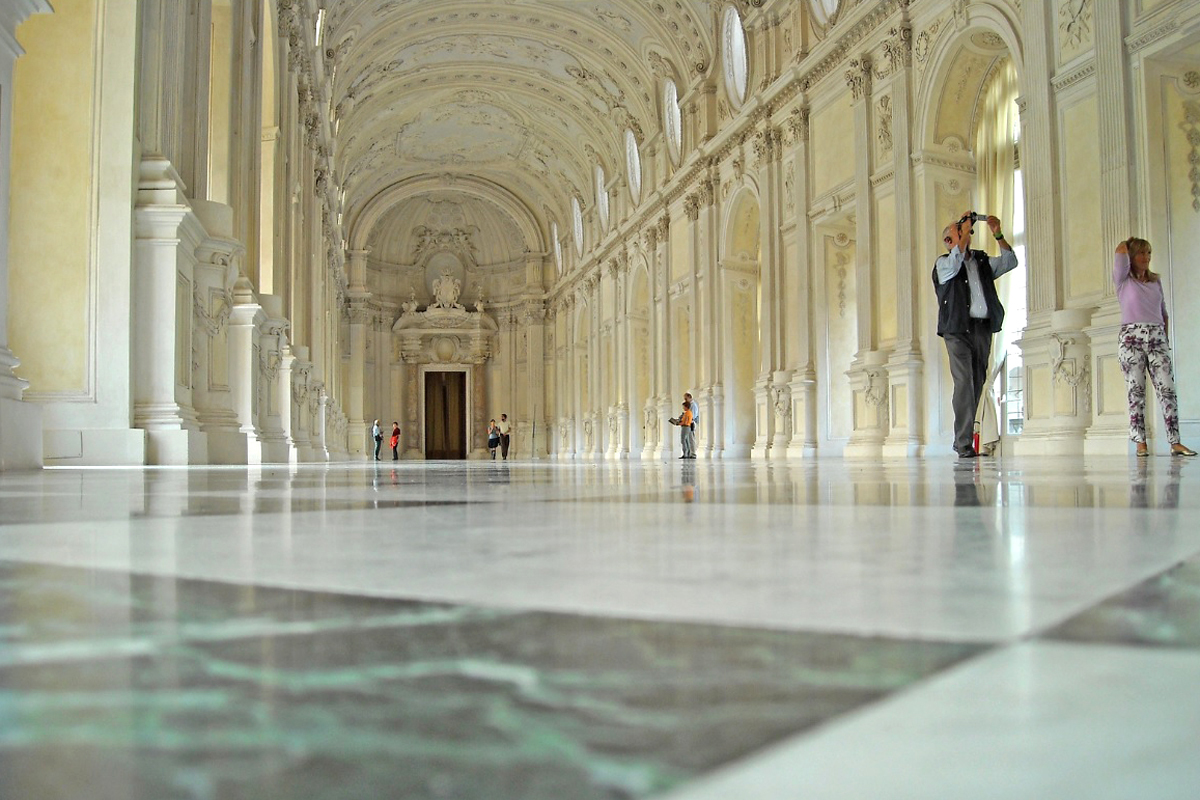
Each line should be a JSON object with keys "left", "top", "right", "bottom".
{"left": 1118, "top": 323, "right": 1180, "bottom": 445}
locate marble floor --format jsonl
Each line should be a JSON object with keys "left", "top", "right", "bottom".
{"left": 1, "top": 455, "right": 1199, "bottom": 799}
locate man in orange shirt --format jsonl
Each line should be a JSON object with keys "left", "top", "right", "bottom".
{"left": 671, "top": 400, "right": 695, "bottom": 459}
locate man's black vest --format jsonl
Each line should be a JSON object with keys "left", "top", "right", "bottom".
{"left": 932, "top": 248, "right": 1005, "bottom": 336}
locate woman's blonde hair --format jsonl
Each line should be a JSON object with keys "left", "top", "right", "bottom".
{"left": 1126, "top": 237, "right": 1160, "bottom": 283}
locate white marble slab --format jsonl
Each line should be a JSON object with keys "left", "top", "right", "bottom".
{"left": 2, "top": 459, "right": 1199, "bottom": 642}
{"left": 660, "top": 641, "right": 1200, "bottom": 800}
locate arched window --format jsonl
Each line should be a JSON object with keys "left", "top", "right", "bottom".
{"left": 663, "top": 79, "right": 682, "bottom": 164}
{"left": 595, "top": 164, "right": 609, "bottom": 231}
{"left": 722, "top": 6, "right": 748, "bottom": 107}
{"left": 552, "top": 221, "right": 563, "bottom": 275}
{"left": 625, "top": 129, "right": 642, "bottom": 206}
{"left": 808, "top": 0, "right": 841, "bottom": 29}
{"left": 572, "top": 196, "right": 584, "bottom": 257}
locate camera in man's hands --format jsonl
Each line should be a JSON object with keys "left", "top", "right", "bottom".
{"left": 958, "top": 211, "right": 990, "bottom": 226}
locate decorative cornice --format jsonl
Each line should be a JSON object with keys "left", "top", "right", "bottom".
{"left": 1051, "top": 61, "right": 1096, "bottom": 94}
{"left": 1125, "top": 18, "right": 1180, "bottom": 55}
{"left": 870, "top": 168, "right": 896, "bottom": 188}
{"left": 910, "top": 149, "right": 975, "bottom": 174}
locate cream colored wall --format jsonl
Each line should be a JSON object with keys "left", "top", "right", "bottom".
{"left": 208, "top": 1, "right": 233, "bottom": 204}
{"left": 670, "top": 208, "right": 689, "bottom": 283}
{"left": 1060, "top": 95, "right": 1105, "bottom": 302}
{"left": 824, "top": 234, "right": 856, "bottom": 440}
{"left": 8, "top": 0, "right": 95, "bottom": 394}
{"left": 730, "top": 278, "right": 757, "bottom": 446}
{"left": 811, "top": 99, "right": 854, "bottom": 197}
{"left": 874, "top": 193, "right": 898, "bottom": 343}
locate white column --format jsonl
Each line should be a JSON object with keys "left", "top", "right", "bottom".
{"left": 192, "top": 200, "right": 247, "bottom": 464}
{"left": 883, "top": 30, "right": 924, "bottom": 458}
{"left": 653, "top": 215, "right": 673, "bottom": 460}
{"left": 0, "top": 0, "right": 51, "bottom": 470}
{"left": 345, "top": 249, "right": 370, "bottom": 458}
{"left": 133, "top": 158, "right": 208, "bottom": 465}
{"left": 784, "top": 106, "right": 818, "bottom": 458}
{"left": 256, "top": 295, "right": 291, "bottom": 463}
{"left": 229, "top": 280, "right": 267, "bottom": 461}
{"left": 844, "top": 57, "right": 888, "bottom": 457}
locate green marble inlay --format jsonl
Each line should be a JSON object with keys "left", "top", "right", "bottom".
{"left": 1045, "top": 557, "right": 1200, "bottom": 649}
{"left": 0, "top": 562, "right": 983, "bottom": 800}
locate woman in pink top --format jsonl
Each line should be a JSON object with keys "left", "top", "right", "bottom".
{"left": 1114, "top": 238, "right": 1196, "bottom": 456}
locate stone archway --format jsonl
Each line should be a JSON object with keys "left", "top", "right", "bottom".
{"left": 722, "top": 187, "right": 761, "bottom": 458}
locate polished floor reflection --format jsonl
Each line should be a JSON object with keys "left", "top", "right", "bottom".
{"left": 1, "top": 456, "right": 1198, "bottom": 799}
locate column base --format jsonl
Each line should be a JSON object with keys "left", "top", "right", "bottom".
{"left": 205, "top": 429, "right": 248, "bottom": 465}
{"left": 250, "top": 435, "right": 291, "bottom": 465}
{"left": 1010, "top": 431, "right": 1088, "bottom": 457}
{"left": 41, "top": 428, "right": 146, "bottom": 466}
{"left": 147, "top": 429, "right": 208, "bottom": 465}
{"left": 843, "top": 439, "right": 885, "bottom": 459}
{"left": 1, "top": 396, "right": 44, "bottom": 470}
{"left": 881, "top": 437, "right": 922, "bottom": 458}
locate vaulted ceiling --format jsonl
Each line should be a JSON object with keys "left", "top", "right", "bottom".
{"left": 327, "top": 0, "right": 717, "bottom": 264}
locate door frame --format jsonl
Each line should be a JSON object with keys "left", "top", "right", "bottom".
{"left": 418, "top": 364, "right": 475, "bottom": 459}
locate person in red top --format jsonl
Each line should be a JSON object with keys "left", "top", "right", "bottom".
{"left": 389, "top": 422, "right": 401, "bottom": 461}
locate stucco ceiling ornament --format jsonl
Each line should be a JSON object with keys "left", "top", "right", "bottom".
{"left": 410, "top": 226, "right": 480, "bottom": 269}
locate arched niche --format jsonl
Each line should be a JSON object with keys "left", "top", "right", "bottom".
{"left": 720, "top": 187, "right": 762, "bottom": 455}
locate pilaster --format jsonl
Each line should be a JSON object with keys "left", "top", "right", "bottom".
{"left": 1014, "top": 308, "right": 1096, "bottom": 456}
{"left": 133, "top": 157, "right": 208, "bottom": 465}
{"left": 1021, "top": 0, "right": 1065, "bottom": 319}
{"left": 191, "top": 200, "right": 247, "bottom": 464}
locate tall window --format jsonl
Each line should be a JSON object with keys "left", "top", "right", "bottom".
{"left": 572, "top": 196, "right": 584, "bottom": 257}
{"left": 722, "top": 6, "right": 748, "bottom": 107}
{"left": 595, "top": 164, "right": 609, "bottom": 231}
{"left": 808, "top": 0, "right": 841, "bottom": 29}
{"left": 663, "top": 79, "right": 682, "bottom": 163}
{"left": 625, "top": 129, "right": 642, "bottom": 206}
{"left": 552, "top": 221, "right": 563, "bottom": 275}
{"left": 975, "top": 60, "right": 1025, "bottom": 436}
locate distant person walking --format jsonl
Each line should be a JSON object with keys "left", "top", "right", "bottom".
{"left": 390, "top": 422, "right": 401, "bottom": 461}
{"left": 497, "top": 414, "right": 512, "bottom": 460}
{"left": 372, "top": 419, "right": 382, "bottom": 461}
{"left": 487, "top": 419, "right": 500, "bottom": 459}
